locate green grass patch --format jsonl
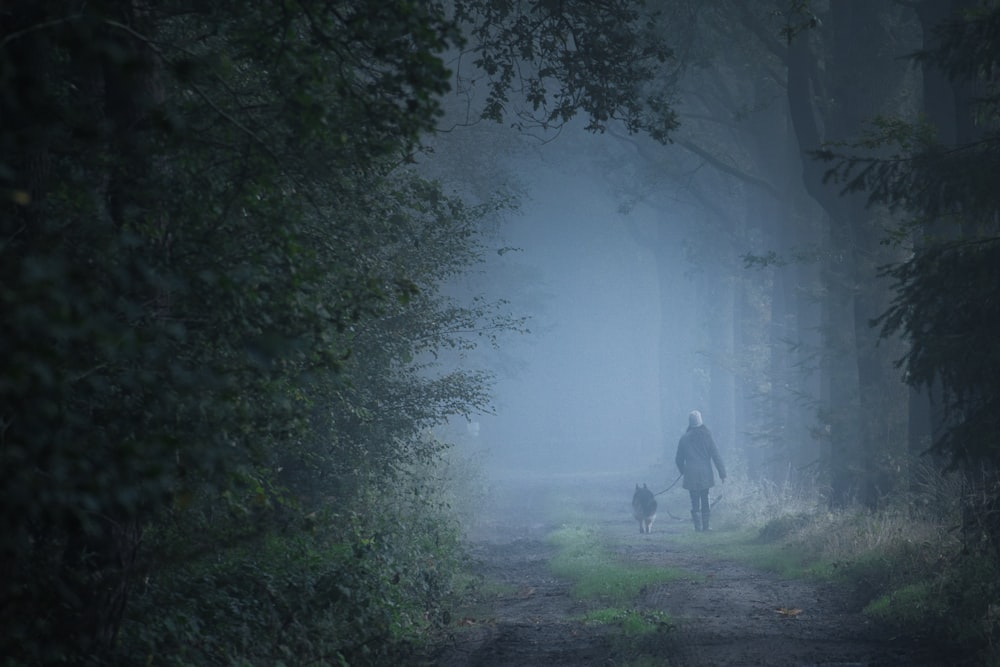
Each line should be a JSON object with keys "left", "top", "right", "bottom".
{"left": 451, "top": 569, "right": 517, "bottom": 600}
{"left": 625, "top": 470, "right": 999, "bottom": 663}
{"left": 670, "top": 526, "right": 824, "bottom": 579}
{"left": 863, "top": 581, "right": 947, "bottom": 624}
{"left": 581, "top": 607, "right": 672, "bottom": 636}
{"left": 547, "top": 525, "right": 692, "bottom": 603}
{"left": 682, "top": 503, "right": 997, "bottom": 662}
{"left": 857, "top": 551, "right": 1000, "bottom": 661}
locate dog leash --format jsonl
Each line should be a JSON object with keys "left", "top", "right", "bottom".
{"left": 654, "top": 474, "right": 684, "bottom": 496}
{"left": 656, "top": 475, "right": 725, "bottom": 521}
{"left": 661, "top": 493, "right": 725, "bottom": 520}
{"left": 655, "top": 474, "right": 726, "bottom": 503}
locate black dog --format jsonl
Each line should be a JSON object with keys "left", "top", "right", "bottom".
{"left": 632, "top": 483, "right": 657, "bottom": 534}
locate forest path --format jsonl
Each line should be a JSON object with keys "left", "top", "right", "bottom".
{"left": 420, "top": 470, "right": 946, "bottom": 667}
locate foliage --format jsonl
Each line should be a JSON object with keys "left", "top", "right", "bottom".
{"left": 118, "top": 468, "right": 463, "bottom": 667}
{"left": 700, "top": 491, "right": 995, "bottom": 660}
{"left": 772, "top": 0, "right": 821, "bottom": 46}
{"left": 451, "top": 0, "right": 678, "bottom": 140}
{"left": 935, "top": 553, "right": 1000, "bottom": 661}
{"left": 1, "top": 0, "right": 679, "bottom": 662}
{"left": 755, "top": 512, "right": 812, "bottom": 543}
{"left": 916, "top": 5, "right": 1000, "bottom": 128}
{"left": 816, "top": 112, "right": 998, "bottom": 226}
{"left": 863, "top": 581, "right": 946, "bottom": 628}
{"left": 875, "top": 239, "right": 1000, "bottom": 467}
{"left": 696, "top": 464, "right": 962, "bottom": 584}
{"left": 862, "top": 552, "right": 1000, "bottom": 664}
{"left": 814, "top": 6, "right": 1000, "bottom": 474}
{"left": 712, "top": 474, "right": 817, "bottom": 531}
{"left": 0, "top": 1, "right": 491, "bottom": 663}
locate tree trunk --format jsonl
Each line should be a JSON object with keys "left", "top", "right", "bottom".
{"left": 70, "top": 0, "right": 162, "bottom": 656}
{"left": 785, "top": 0, "right": 914, "bottom": 507}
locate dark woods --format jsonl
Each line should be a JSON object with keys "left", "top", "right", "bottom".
{"left": 0, "top": 1, "right": 659, "bottom": 664}
{"left": 1, "top": 1, "right": 470, "bottom": 663}
{"left": 3, "top": 0, "right": 1000, "bottom": 665}
{"left": 820, "top": 5, "right": 1000, "bottom": 551}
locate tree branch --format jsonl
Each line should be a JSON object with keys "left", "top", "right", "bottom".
{"left": 675, "top": 138, "right": 780, "bottom": 200}
{"left": 727, "top": 0, "right": 789, "bottom": 65}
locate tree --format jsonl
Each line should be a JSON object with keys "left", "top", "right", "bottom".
{"left": 581, "top": 0, "right": 830, "bottom": 484}
{"left": 735, "top": 0, "right": 919, "bottom": 507}
{"left": 819, "top": 2, "right": 1000, "bottom": 470}
{"left": 451, "top": 0, "right": 677, "bottom": 139}
{"left": 0, "top": 0, "right": 463, "bottom": 661}
{"left": 0, "top": 1, "right": 684, "bottom": 662}
{"left": 821, "top": 3, "right": 1000, "bottom": 546}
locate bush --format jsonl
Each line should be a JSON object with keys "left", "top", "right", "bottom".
{"left": 756, "top": 513, "right": 812, "bottom": 543}
{"left": 117, "top": 470, "right": 464, "bottom": 666}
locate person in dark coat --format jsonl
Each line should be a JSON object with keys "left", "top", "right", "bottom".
{"left": 675, "top": 410, "right": 726, "bottom": 532}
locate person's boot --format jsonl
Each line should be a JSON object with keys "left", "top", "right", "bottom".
{"left": 702, "top": 510, "right": 711, "bottom": 532}
{"left": 691, "top": 510, "right": 702, "bottom": 532}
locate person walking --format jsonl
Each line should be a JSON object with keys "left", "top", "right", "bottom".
{"left": 675, "top": 410, "right": 726, "bottom": 532}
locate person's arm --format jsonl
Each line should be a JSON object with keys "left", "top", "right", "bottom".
{"left": 675, "top": 439, "right": 686, "bottom": 475}
{"left": 710, "top": 436, "right": 726, "bottom": 481}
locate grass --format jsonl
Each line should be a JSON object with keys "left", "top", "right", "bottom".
{"left": 546, "top": 524, "right": 693, "bottom": 603}
{"left": 675, "top": 469, "right": 1000, "bottom": 663}
{"left": 456, "top": 467, "right": 998, "bottom": 663}
{"left": 451, "top": 569, "right": 517, "bottom": 600}
{"left": 580, "top": 607, "right": 672, "bottom": 636}
{"left": 443, "top": 562, "right": 517, "bottom": 630}
{"left": 693, "top": 529, "right": 824, "bottom": 576}
{"left": 863, "top": 581, "right": 946, "bottom": 624}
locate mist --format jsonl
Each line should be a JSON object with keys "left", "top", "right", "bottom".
{"left": 7, "top": 2, "right": 999, "bottom": 664}
{"left": 434, "top": 124, "right": 739, "bottom": 482}
{"left": 474, "top": 155, "right": 663, "bottom": 474}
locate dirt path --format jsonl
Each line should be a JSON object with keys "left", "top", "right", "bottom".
{"left": 421, "top": 471, "right": 948, "bottom": 667}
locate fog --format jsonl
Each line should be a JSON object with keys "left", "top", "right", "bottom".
{"left": 12, "top": 4, "right": 998, "bottom": 664}
{"left": 426, "top": 126, "right": 718, "bottom": 480}
{"left": 417, "top": 0, "right": 938, "bottom": 506}
{"left": 478, "top": 160, "right": 663, "bottom": 474}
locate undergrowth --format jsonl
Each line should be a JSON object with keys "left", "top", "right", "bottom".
{"left": 698, "top": 464, "right": 998, "bottom": 664}
{"left": 117, "top": 460, "right": 467, "bottom": 667}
